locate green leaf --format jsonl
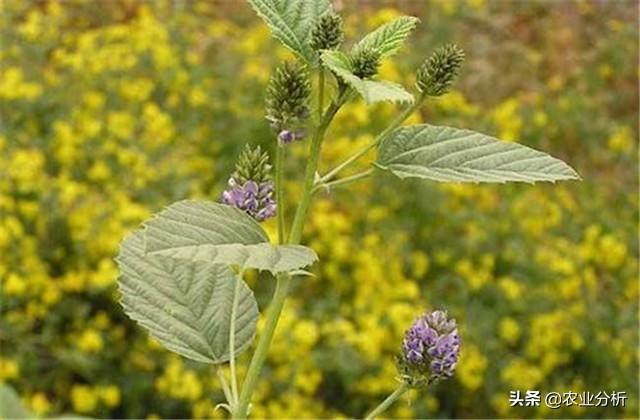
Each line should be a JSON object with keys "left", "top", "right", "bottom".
{"left": 353, "top": 16, "right": 419, "bottom": 58}
{"left": 376, "top": 124, "right": 581, "bottom": 183}
{"left": 321, "top": 50, "right": 413, "bottom": 104}
{"left": 0, "top": 384, "right": 32, "bottom": 419}
{"left": 116, "top": 230, "right": 259, "bottom": 364}
{"left": 247, "top": 0, "right": 332, "bottom": 64}
{"left": 144, "top": 200, "right": 318, "bottom": 274}
{"left": 149, "top": 242, "right": 318, "bottom": 275}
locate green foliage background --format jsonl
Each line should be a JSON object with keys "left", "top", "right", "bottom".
{"left": 0, "top": 0, "right": 638, "bottom": 418}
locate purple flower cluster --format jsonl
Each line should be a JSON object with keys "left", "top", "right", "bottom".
{"left": 400, "top": 310, "right": 460, "bottom": 384}
{"left": 221, "top": 178, "right": 276, "bottom": 221}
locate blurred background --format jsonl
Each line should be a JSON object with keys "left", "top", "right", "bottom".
{"left": 0, "top": 0, "right": 638, "bottom": 418}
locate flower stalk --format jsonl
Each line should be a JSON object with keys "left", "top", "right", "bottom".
{"left": 365, "top": 383, "right": 410, "bottom": 419}
{"left": 275, "top": 144, "right": 286, "bottom": 244}
{"left": 313, "top": 168, "right": 373, "bottom": 194}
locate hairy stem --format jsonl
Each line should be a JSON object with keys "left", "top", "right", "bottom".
{"left": 289, "top": 89, "right": 345, "bottom": 243}
{"left": 318, "top": 68, "right": 325, "bottom": 119}
{"left": 275, "top": 144, "right": 285, "bottom": 244}
{"left": 365, "top": 383, "right": 410, "bottom": 419}
{"left": 312, "top": 168, "right": 373, "bottom": 194}
{"left": 320, "top": 94, "right": 425, "bottom": 184}
{"left": 235, "top": 90, "right": 345, "bottom": 419}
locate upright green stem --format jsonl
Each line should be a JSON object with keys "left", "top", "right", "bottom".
{"left": 288, "top": 92, "right": 344, "bottom": 244}
{"left": 235, "top": 272, "right": 291, "bottom": 418}
{"left": 318, "top": 68, "right": 325, "bottom": 119}
{"left": 365, "top": 383, "right": 410, "bottom": 419}
{"left": 319, "top": 94, "right": 425, "bottom": 184}
{"left": 235, "top": 90, "right": 345, "bottom": 419}
{"left": 275, "top": 144, "right": 285, "bottom": 244}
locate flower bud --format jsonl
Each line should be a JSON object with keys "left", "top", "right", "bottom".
{"left": 221, "top": 145, "right": 276, "bottom": 221}
{"left": 350, "top": 47, "right": 381, "bottom": 79}
{"left": 265, "top": 61, "right": 311, "bottom": 135}
{"left": 396, "top": 309, "right": 461, "bottom": 387}
{"left": 416, "top": 44, "right": 465, "bottom": 96}
{"left": 232, "top": 144, "right": 272, "bottom": 184}
{"left": 310, "top": 13, "right": 344, "bottom": 51}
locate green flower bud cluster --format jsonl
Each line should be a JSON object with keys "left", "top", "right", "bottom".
{"left": 232, "top": 145, "right": 272, "bottom": 184}
{"left": 310, "top": 13, "right": 344, "bottom": 51}
{"left": 265, "top": 61, "right": 311, "bottom": 133}
{"left": 350, "top": 47, "right": 381, "bottom": 79}
{"left": 416, "top": 44, "right": 465, "bottom": 96}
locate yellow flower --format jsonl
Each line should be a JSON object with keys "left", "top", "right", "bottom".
{"left": 491, "top": 98, "right": 523, "bottom": 141}
{"left": 0, "top": 357, "right": 20, "bottom": 380}
{"left": 30, "top": 392, "right": 51, "bottom": 416}
{"left": 119, "top": 77, "right": 155, "bottom": 102}
{"left": 457, "top": 344, "right": 487, "bottom": 390}
{"left": 3, "top": 273, "right": 27, "bottom": 296}
{"left": 293, "top": 320, "right": 319, "bottom": 348}
{"left": 97, "top": 385, "right": 121, "bottom": 408}
{"left": 77, "top": 329, "right": 104, "bottom": 353}
{"left": 71, "top": 385, "right": 98, "bottom": 414}
{"left": 607, "top": 126, "right": 634, "bottom": 154}
{"left": 497, "top": 276, "right": 523, "bottom": 300}
{"left": 501, "top": 358, "right": 544, "bottom": 389}
{"left": 498, "top": 317, "right": 521, "bottom": 346}
{"left": 0, "top": 67, "right": 43, "bottom": 100}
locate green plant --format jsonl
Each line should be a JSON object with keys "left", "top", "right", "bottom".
{"left": 114, "top": 1, "right": 580, "bottom": 418}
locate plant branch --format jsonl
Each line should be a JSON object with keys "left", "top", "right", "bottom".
{"left": 319, "top": 93, "right": 425, "bottom": 184}
{"left": 312, "top": 168, "right": 373, "bottom": 194}
{"left": 365, "top": 383, "right": 410, "bottom": 419}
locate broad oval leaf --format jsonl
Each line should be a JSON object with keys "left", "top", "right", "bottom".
{"left": 116, "top": 230, "right": 259, "bottom": 364}
{"left": 144, "top": 200, "right": 318, "bottom": 274}
{"left": 248, "top": 0, "right": 332, "bottom": 64}
{"left": 376, "top": 124, "right": 581, "bottom": 183}
{"left": 353, "top": 16, "right": 419, "bottom": 58}
{"left": 321, "top": 50, "right": 413, "bottom": 105}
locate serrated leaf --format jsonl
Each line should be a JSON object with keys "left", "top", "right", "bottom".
{"left": 247, "top": 0, "right": 332, "bottom": 64}
{"left": 354, "top": 16, "right": 419, "bottom": 58}
{"left": 149, "top": 242, "right": 318, "bottom": 274}
{"left": 321, "top": 50, "right": 414, "bottom": 105}
{"left": 144, "top": 200, "right": 268, "bottom": 248}
{"left": 0, "top": 384, "right": 32, "bottom": 419}
{"left": 116, "top": 230, "right": 258, "bottom": 364}
{"left": 376, "top": 124, "right": 581, "bottom": 183}
{"left": 144, "top": 200, "right": 318, "bottom": 274}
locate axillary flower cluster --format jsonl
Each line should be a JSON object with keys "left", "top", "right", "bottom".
{"left": 221, "top": 145, "right": 276, "bottom": 221}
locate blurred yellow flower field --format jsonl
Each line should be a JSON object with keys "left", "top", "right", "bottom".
{"left": 0, "top": 0, "right": 637, "bottom": 418}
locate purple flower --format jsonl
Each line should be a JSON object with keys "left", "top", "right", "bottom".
{"left": 278, "top": 130, "right": 295, "bottom": 144}
{"left": 278, "top": 129, "right": 307, "bottom": 144}
{"left": 398, "top": 309, "right": 460, "bottom": 386}
{"left": 221, "top": 178, "right": 276, "bottom": 221}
